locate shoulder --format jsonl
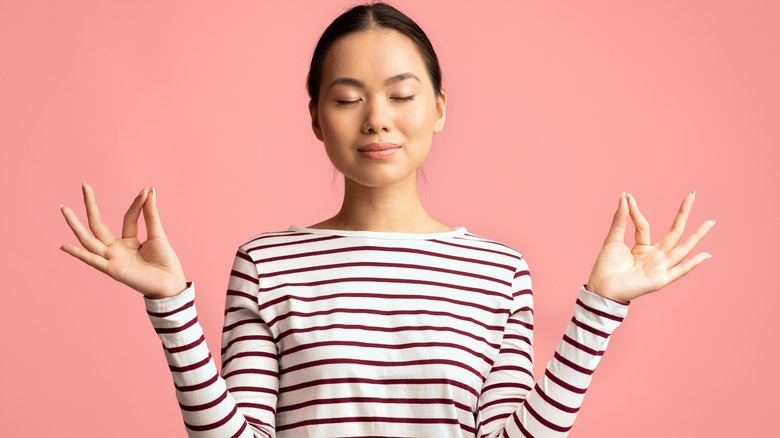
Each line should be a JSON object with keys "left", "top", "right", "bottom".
{"left": 454, "top": 231, "right": 526, "bottom": 266}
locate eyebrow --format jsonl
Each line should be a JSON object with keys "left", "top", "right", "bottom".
{"left": 327, "top": 72, "right": 421, "bottom": 89}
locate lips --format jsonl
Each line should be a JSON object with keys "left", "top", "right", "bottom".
{"left": 358, "top": 142, "right": 401, "bottom": 152}
{"left": 357, "top": 142, "right": 401, "bottom": 159}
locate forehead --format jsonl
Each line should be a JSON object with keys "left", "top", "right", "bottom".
{"left": 322, "top": 29, "right": 428, "bottom": 83}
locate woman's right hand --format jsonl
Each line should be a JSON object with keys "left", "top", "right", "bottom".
{"left": 59, "top": 181, "right": 187, "bottom": 299}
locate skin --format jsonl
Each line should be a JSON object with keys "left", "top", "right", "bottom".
{"left": 59, "top": 28, "right": 716, "bottom": 303}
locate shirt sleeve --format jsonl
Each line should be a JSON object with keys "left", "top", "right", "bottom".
{"left": 144, "top": 247, "right": 279, "bottom": 437}
{"left": 476, "top": 258, "right": 629, "bottom": 437}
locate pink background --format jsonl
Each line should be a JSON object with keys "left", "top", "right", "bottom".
{"left": 2, "top": 0, "right": 778, "bottom": 436}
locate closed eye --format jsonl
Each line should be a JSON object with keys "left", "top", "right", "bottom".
{"left": 392, "top": 96, "right": 415, "bottom": 102}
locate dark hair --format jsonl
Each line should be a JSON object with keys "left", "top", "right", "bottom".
{"left": 306, "top": 1, "right": 443, "bottom": 106}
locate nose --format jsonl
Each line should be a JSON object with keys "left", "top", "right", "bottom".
{"left": 362, "top": 97, "right": 392, "bottom": 134}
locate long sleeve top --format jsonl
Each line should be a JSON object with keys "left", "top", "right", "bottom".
{"left": 144, "top": 226, "right": 629, "bottom": 437}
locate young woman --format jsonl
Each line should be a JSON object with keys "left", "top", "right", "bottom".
{"left": 59, "top": 2, "right": 715, "bottom": 437}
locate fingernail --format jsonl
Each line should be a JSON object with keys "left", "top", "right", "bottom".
{"left": 710, "top": 219, "right": 716, "bottom": 226}
{"left": 692, "top": 189, "right": 696, "bottom": 201}
{"left": 139, "top": 187, "right": 146, "bottom": 196}
{"left": 151, "top": 186, "right": 156, "bottom": 204}
{"left": 627, "top": 192, "right": 636, "bottom": 205}
{"left": 706, "top": 253, "right": 713, "bottom": 259}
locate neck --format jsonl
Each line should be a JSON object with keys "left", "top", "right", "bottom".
{"left": 316, "top": 174, "right": 450, "bottom": 233}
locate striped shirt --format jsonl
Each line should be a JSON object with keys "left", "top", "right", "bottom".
{"left": 145, "top": 226, "right": 629, "bottom": 437}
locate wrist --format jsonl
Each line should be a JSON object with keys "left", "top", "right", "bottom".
{"left": 146, "top": 280, "right": 189, "bottom": 300}
{"left": 584, "top": 283, "right": 630, "bottom": 305}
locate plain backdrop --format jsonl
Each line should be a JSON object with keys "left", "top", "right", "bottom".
{"left": 2, "top": 0, "right": 778, "bottom": 436}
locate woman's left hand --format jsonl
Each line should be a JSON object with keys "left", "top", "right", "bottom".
{"left": 586, "top": 191, "right": 716, "bottom": 303}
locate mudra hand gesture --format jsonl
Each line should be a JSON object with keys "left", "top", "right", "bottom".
{"left": 59, "top": 181, "right": 187, "bottom": 299}
{"left": 586, "top": 191, "right": 716, "bottom": 304}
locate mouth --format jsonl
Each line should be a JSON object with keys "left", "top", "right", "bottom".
{"left": 357, "top": 142, "right": 401, "bottom": 152}
{"left": 357, "top": 142, "right": 401, "bottom": 159}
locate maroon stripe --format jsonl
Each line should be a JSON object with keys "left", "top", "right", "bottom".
{"left": 554, "top": 351, "right": 594, "bottom": 375}
{"left": 282, "top": 339, "right": 493, "bottom": 366}
{"left": 222, "top": 368, "right": 278, "bottom": 380}
{"left": 511, "top": 411, "right": 535, "bottom": 438}
{"left": 524, "top": 402, "right": 571, "bottom": 432}
{"left": 562, "top": 334, "right": 604, "bottom": 356}
{"left": 257, "top": 260, "right": 511, "bottom": 287}
{"left": 497, "top": 347, "right": 532, "bottom": 363}
{"left": 155, "top": 315, "right": 198, "bottom": 334}
{"left": 223, "top": 317, "right": 266, "bottom": 333}
{"left": 235, "top": 401, "right": 276, "bottom": 414}
{"left": 166, "top": 334, "right": 205, "bottom": 354}
{"left": 222, "top": 350, "right": 277, "bottom": 367}
{"left": 260, "top": 290, "right": 509, "bottom": 315}
{"left": 229, "top": 420, "right": 249, "bottom": 438}
{"left": 221, "top": 334, "right": 275, "bottom": 355}
{"left": 175, "top": 372, "right": 219, "bottom": 392}
{"left": 507, "top": 319, "right": 533, "bottom": 331}
{"left": 267, "top": 307, "right": 504, "bottom": 333}
{"left": 184, "top": 403, "right": 239, "bottom": 431}
{"left": 432, "top": 239, "right": 524, "bottom": 261}
{"left": 245, "top": 231, "right": 310, "bottom": 245}
{"left": 179, "top": 388, "right": 228, "bottom": 411}
{"left": 533, "top": 383, "right": 579, "bottom": 414}
{"left": 281, "top": 357, "right": 485, "bottom": 380}
{"left": 225, "top": 290, "right": 256, "bottom": 304}
{"left": 280, "top": 377, "right": 480, "bottom": 399}
{"left": 503, "top": 334, "right": 531, "bottom": 345}
{"left": 146, "top": 299, "right": 194, "bottom": 318}
{"left": 276, "top": 396, "right": 472, "bottom": 414}
{"left": 576, "top": 298, "right": 625, "bottom": 322}
{"left": 478, "top": 396, "right": 524, "bottom": 411}
{"left": 278, "top": 323, "right": 498, "bottom": 350}
{"left": 256, "top": 245, "right": 515, "bottom": 272}
{"left": 258, "top": 276, "right": 509, "bottom": 300}
{"left": 169, "top": 352, "right": 212, "bottom": 373}
{"left": 227, "top": 385, "right": 278, "bottom": 396}
{"left": 489, "top": 365, "right": 534, "bottom": 380}
{"left": 479, "top": 411, "right": 513, "bottom": 430}
{"left": 514, "top": 269, "right": 530, "bottom": 279}
{"left": 481, "top": 381, "right": 532, "bottom": 394}
{"left": 247, "top": 234, "right": 342, "bottom": 252}
{"left": 544, "top": 369, "right": 586, "bottom": 394}
{"left": 513, "top": 289, "right": 532, "bottom": 298}
{"left": 235, "top": 249, "right": 253, "bottom": 263}
{"left": 276, "top": 415, "right": 460, "bottom": 432}
{"left": 570, "top": 316, "right": 609, "bottom": 338}
{"left": 230, "top": 269, "right": 259, "bottom": 285}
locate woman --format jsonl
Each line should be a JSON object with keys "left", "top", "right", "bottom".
{"left": 59, "top": 2, "right": 715, "bottom": 437}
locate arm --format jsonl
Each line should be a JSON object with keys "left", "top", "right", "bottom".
{"left": 144, "top": 247, "right": 278, "bottom": 437}
{"left": 476, "top": 261, "right": 629, "bottom": 438}
{"left": 478, "top": 191, "right": 713, "bottom": 437}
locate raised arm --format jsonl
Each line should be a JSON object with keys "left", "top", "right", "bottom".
{"left": 59, "top": 181, "right": 278, "bottom": 437}
{"left": 477, "top": 191, "right": 714, "bottom": 437}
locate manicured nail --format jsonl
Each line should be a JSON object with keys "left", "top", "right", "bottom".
{"left": 706, "top": 253, "right": 713, "bottom": 259}
{"left": 627, "top": 192, "right": 636, "bottom": 205}
{"left": 59, "top": 203, "right": 63, "bottom": 209}
{"left": 710, "top": 219, "right": 716, "bottom": 226}
{"left": 139, "top": 187, "right": 146, "bottom": 196}
{"left": 692, "top": 189, "right": 696, "bottom": 201}
{"left": 151, "top": 186, "right": 156, "bottom": 204}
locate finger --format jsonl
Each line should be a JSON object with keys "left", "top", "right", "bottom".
{"left": 59, "top": 204, "right": 107, "bottom": 257}
{"left": 82, "top": 181, "right": 118, "bottom": 246}
{"left": 142, "top": 186, "right": 168, "bottom": 240}
{"left": 122, "top": 187, "right": 149, "bottom": 239}
{"left": 665, "top": 251, "right": 712, "bottom": 286}
{"left": 604, "top": 192, "right": 630, "bottom": 245}
{"left": 657, "top": 191, "right": 695, "bottom": 251}
{"left": 627, "top": 193, "right": 651, "bottom": 246}
{"left": 59, "top": 242, "right": 109, "bottom": 273}
{"left": 667, "top": 219, "right": 716, "bottom": 266}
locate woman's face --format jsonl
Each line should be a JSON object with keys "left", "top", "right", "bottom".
{"left": 309, "top": 28, "right": 447, "bottom": 189}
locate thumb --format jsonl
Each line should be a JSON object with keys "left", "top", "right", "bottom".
{"left": 142, "top": 186, "right": 168, "bottom": 240}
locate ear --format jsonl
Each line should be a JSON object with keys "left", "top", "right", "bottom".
{"left": 309, "top": 100, "right": 324, "bottom": 142}
{"left": 433, "top": 90, "right": 447, "bottom": 134}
